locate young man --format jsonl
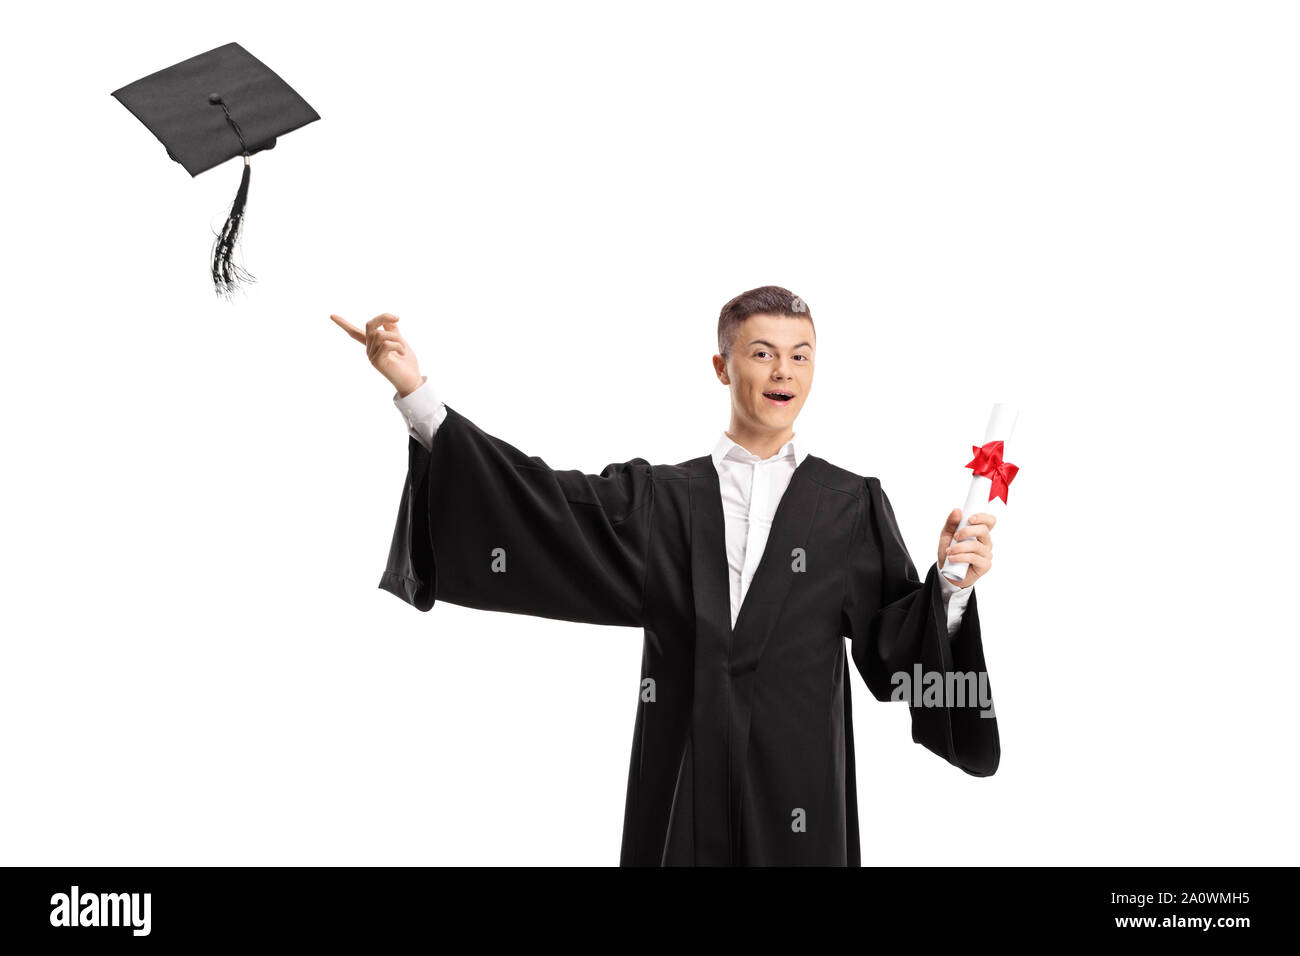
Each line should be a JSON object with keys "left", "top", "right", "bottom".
{"left": 333, "top": 286, "right": 999, "bottom": 866}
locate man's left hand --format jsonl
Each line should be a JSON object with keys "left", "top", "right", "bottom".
{"left": 937, "top": 509, "right": 996, "bottom": 588}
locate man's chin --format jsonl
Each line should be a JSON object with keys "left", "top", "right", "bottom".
{"left": 756, "top": 409, "right": 797, "bottom": 426}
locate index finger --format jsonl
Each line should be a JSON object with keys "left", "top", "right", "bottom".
{"left": 330, "top": 313, "right": 366, "bottom": 344}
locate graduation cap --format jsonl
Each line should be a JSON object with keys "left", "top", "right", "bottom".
{"left": 111, "top": 42, "right": 320, "bottom": 297}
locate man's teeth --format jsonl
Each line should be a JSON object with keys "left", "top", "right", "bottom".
{"left": 765, "top": 392, "right": 793, "bottom": 400}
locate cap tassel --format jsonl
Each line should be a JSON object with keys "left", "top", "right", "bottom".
{"left": 212, "top": 155, "right": 255, "bottom": 297}
{"left": 209, "top": 93, "right": 257, "bottom": 297}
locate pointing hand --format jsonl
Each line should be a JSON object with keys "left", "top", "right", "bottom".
{"left": 331, "top": 312, "right": 424, "bottom": 397}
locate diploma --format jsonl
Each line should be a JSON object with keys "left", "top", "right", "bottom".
{"left": 941, "top": 403, "right": 1020, "bottom": 585}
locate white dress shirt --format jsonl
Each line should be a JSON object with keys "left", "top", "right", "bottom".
{"left": 392, "top": 377, "right": 972, "bottom": 636}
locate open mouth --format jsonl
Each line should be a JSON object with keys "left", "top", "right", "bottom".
{"left": 763, "top": 391, "right": 795, "bottom": 406}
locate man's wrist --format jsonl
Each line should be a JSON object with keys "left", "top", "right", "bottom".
{"left": 395, "top": 374, "right": 426, "bottom": 399}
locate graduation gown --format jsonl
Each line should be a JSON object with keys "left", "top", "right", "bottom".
{"left": 379, "top": 405, "right": 1000, "bottom": 866}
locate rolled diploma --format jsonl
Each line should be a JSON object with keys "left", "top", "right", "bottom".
{"left": 941, "top": 403, "right": 1019, "bottom": 584}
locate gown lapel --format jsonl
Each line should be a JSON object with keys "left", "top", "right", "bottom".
{"left": 688, "top": 453, "right": 824, "bottom": 863}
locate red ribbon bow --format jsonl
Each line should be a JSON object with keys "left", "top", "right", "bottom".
{"left": 965, "top": 439, "right": 1019, "bottom": 504}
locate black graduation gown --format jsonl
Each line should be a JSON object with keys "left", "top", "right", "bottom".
{"left": 378, "top": 405, "right": 1000, "bottom": 866}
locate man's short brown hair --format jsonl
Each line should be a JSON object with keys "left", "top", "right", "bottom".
{"left": 717, "top": 285, "right": 815, "bottom": 361}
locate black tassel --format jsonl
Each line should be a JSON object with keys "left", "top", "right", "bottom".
{"left": 209, "top": 93, "right": 258, "bottom": 298}
{"left": 211, "top": 154, "right": 256, "bottom": 297}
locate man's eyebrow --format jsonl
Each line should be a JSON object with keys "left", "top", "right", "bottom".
{"left": 747, "top": 339, "right": 814, "bottom": 350}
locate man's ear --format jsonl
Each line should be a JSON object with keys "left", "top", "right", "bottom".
{"left": 712, "top": 353, "right": 730, "bottom": 384}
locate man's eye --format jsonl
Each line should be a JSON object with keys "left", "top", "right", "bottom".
{"left": 754, "top": 351, "right": 771, "bottom": 359}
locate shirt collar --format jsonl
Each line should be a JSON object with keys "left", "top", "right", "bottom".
{"left": 711, "top": 430, "right": 809, "bottom": 470}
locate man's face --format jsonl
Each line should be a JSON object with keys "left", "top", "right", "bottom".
{"left": 716, "top": 313, "right": 815, "bottom": 433}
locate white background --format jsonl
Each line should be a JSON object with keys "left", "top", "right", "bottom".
{"left": 2, "top": 0, "right": 1295, "bottom": 866}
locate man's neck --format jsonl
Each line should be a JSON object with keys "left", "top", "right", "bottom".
{"left": 724, "top": 423, "right": 796, "bottom": 462}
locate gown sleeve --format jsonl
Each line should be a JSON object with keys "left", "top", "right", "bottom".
{"left": 841, "top": 476, "right": 1000, "bottom": 776}
{"left": 378, "top": 404, "right": 654, "bottom": 628}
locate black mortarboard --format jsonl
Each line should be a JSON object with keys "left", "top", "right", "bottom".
{"left": 111, "top": 42, "right": 320, "bottom": 297}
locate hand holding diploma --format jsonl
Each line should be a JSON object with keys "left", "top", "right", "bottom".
{"left": 937, "top": 508, "right": 996, "bottom": 589}
{"left": 939, "top": 403, "right": 1019, "bottom": 587}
